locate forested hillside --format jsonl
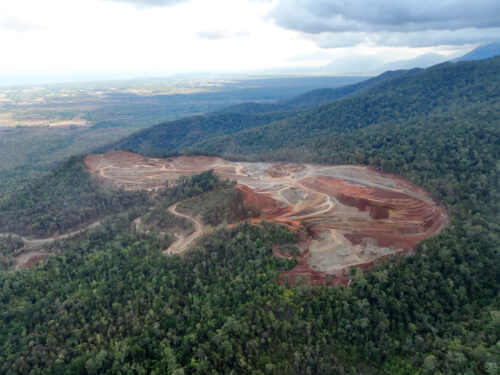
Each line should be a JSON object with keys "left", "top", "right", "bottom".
{"left": 108, "top": 69, "right": 413, "bottom": 155}
{"left": 196, "top": 58, "right": 499, "bottom": 155}
{"left": 0, "top": 157, "right": 150, "bottom": 237}
{"left": 109, "top": 112, "right": 292, "bottom": 156}
{"left": 112, "top": 58, "right": 498, "bottom": 161}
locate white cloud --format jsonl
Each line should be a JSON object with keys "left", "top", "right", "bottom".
{"left": 0, "top": 0, "right": 321, "bottom": 80}
{"left": 101, "top": 0, "right": 188, "bottom": 8}
{"left": 197, "top": 29, "right": 249, "bottom": 40}
{"left": 0, "top": 16, "right": 44, "bottom": 32}
{"left": 0, "top": 0, "right": 496, "bottom": 83}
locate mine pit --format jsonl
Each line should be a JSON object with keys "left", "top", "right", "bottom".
{"left": 85, "top": 151, "right": 449, "bottom": 282}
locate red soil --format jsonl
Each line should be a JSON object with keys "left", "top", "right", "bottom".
{"left": 84, "top": 151, "right": 449, "bottom": 285}
{"left": 300, "top": 175, "right": 447, "bottom": 250}
{"left": 235, "top": 184, "right": 289, "bottom": 217}
{"left": 23, "top": 254, "right": 49, "bottom": 268}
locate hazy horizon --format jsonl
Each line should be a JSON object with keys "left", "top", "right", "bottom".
{"left": 1, "top": 0, "right": 499, "bottom": 86}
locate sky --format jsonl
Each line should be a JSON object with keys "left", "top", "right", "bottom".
{"left": 1, "top": 0, "right": 499, "bottom": 84}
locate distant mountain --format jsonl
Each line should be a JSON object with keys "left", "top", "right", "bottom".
{"left": 454, "top": 42, "right": 500, "bottom": 61}
{"left": 376, "top": 53, "right": 448, "bottom": 72}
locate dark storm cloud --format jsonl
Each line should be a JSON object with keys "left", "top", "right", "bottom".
{"left": 312, "top": 28, "right": 500, "bottom": 48}
{"left": 270, "top": 0, "right": 500, "bottom": 46}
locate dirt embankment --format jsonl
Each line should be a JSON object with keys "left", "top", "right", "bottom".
{"left": 85, "top": 151, "right": 449, "bottom": 283}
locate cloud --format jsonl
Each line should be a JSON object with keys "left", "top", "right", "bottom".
{"left": 103, "top": 0, "right": 272, "bottom": 9}
{"left": 312, "top": 28, "right": 500, "bottom": 48}
{"left": 197, "top": 29, "right": 249, "bottom": 40}
{"left": 0, "top": 17, "right": 44, "bottom": 32}
{"left": 270, "top": 0, "right": 500, "bottom": 46}
{"left": 101, "top": 0, "right": 189, "bottom": 8}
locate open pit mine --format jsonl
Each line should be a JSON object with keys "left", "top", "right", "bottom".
{"left": 85, "top": 151, "right": 448, "bottom": 283}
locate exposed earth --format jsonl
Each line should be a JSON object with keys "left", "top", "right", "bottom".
{"left": 85, "top": 151, "right": 449, "bottom": 281}
{"left": 0, "top": 221, "right": 101, "bottom": 269}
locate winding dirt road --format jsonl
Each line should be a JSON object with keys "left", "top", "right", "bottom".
{"left": 0, "top": 221, "right": 101, "bottom": 269}
{"left": 0, "top": 220, "right": 101, "bottom": 248}
{"left": 164, "top": 203, "right": 205, "bottom": 255}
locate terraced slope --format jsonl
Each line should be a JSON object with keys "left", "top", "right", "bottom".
{"left": 85, "top": 151, "right": 448, "bottom": 278}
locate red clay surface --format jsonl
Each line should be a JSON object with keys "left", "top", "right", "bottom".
{"left": 85, "top": 151, "right": 449, "bottom": 281}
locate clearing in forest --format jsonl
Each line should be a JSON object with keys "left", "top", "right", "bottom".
{"left": 85, "top": 151, "right": 448, "bottom": 281}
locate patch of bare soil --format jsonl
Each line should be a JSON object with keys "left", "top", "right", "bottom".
{"left": 85, "top": 151, "right": 449, "bottom": 282}
{"left": 14, "top": 251, "right": 50, "bottom": 269}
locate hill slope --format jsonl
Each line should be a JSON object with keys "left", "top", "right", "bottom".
{"left": 114, "top": 58, "right": 499, "bottom": 159}
{"left": 0, "top": 157, "right": 150, "bottom": 237}
{"left": 195, "top": 57, "right": 499, "bottom": 155}
{"left": 108, "top": 70, "right": 414, "bottom": 155}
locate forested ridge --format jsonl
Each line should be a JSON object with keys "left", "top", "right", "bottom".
{"left": 108, "top": 112, "right": 293, "bottom": 156}
{"left": 106, "top": 69, "right": 412, "bottom": 156}
{"left": 216, "top": 69, "right": 412, "bottom": 115}
{"left": 0, "top": 157, "right": 150, "bottom": 238}
{"left": 195, "top": 57, "right": 499, "bottom": 154}
{"left": 111, "top": 58, "right": 499, "bottom": 158}
{"left": 0, "top": 58, "right": 498, "bottom": 374}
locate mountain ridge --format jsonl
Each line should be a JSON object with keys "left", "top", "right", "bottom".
{"left": 454, "top": 42, "right": 500, "bottom": 61}
{"left": 111, "top": 57, "right": 499, "bottom": 158}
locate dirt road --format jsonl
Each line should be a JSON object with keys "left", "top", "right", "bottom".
{"left": 0, "top": 220, "right": 101, "bottom": 248}
{"left": 1, "top": 221, "right": 101, "bottom": 269}
{"left": 164, "top": 203, "right": 205, "bottom": 255}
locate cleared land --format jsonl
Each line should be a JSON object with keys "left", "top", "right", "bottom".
{"left": 85, "top": 151, "right": 448, "bottom": 280}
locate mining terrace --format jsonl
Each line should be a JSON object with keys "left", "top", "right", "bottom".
{"left": 85, "top": 151, "right": 448, "bottom": 280}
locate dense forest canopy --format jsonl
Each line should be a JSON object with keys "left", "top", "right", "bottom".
{"left": 0, "top": 58, "right": 498, "bottom": 374}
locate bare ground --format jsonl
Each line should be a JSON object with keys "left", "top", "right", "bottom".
{"left": 85, "top": 151, "right": 449, "bottom": 279}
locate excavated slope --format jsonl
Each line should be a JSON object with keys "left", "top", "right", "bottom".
{"left": 85, "top": 151, "right": 448, "bottom": 277}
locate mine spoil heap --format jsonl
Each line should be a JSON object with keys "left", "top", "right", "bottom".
{"left": 85, "top": 151, "right": 449, "bottom": 280}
